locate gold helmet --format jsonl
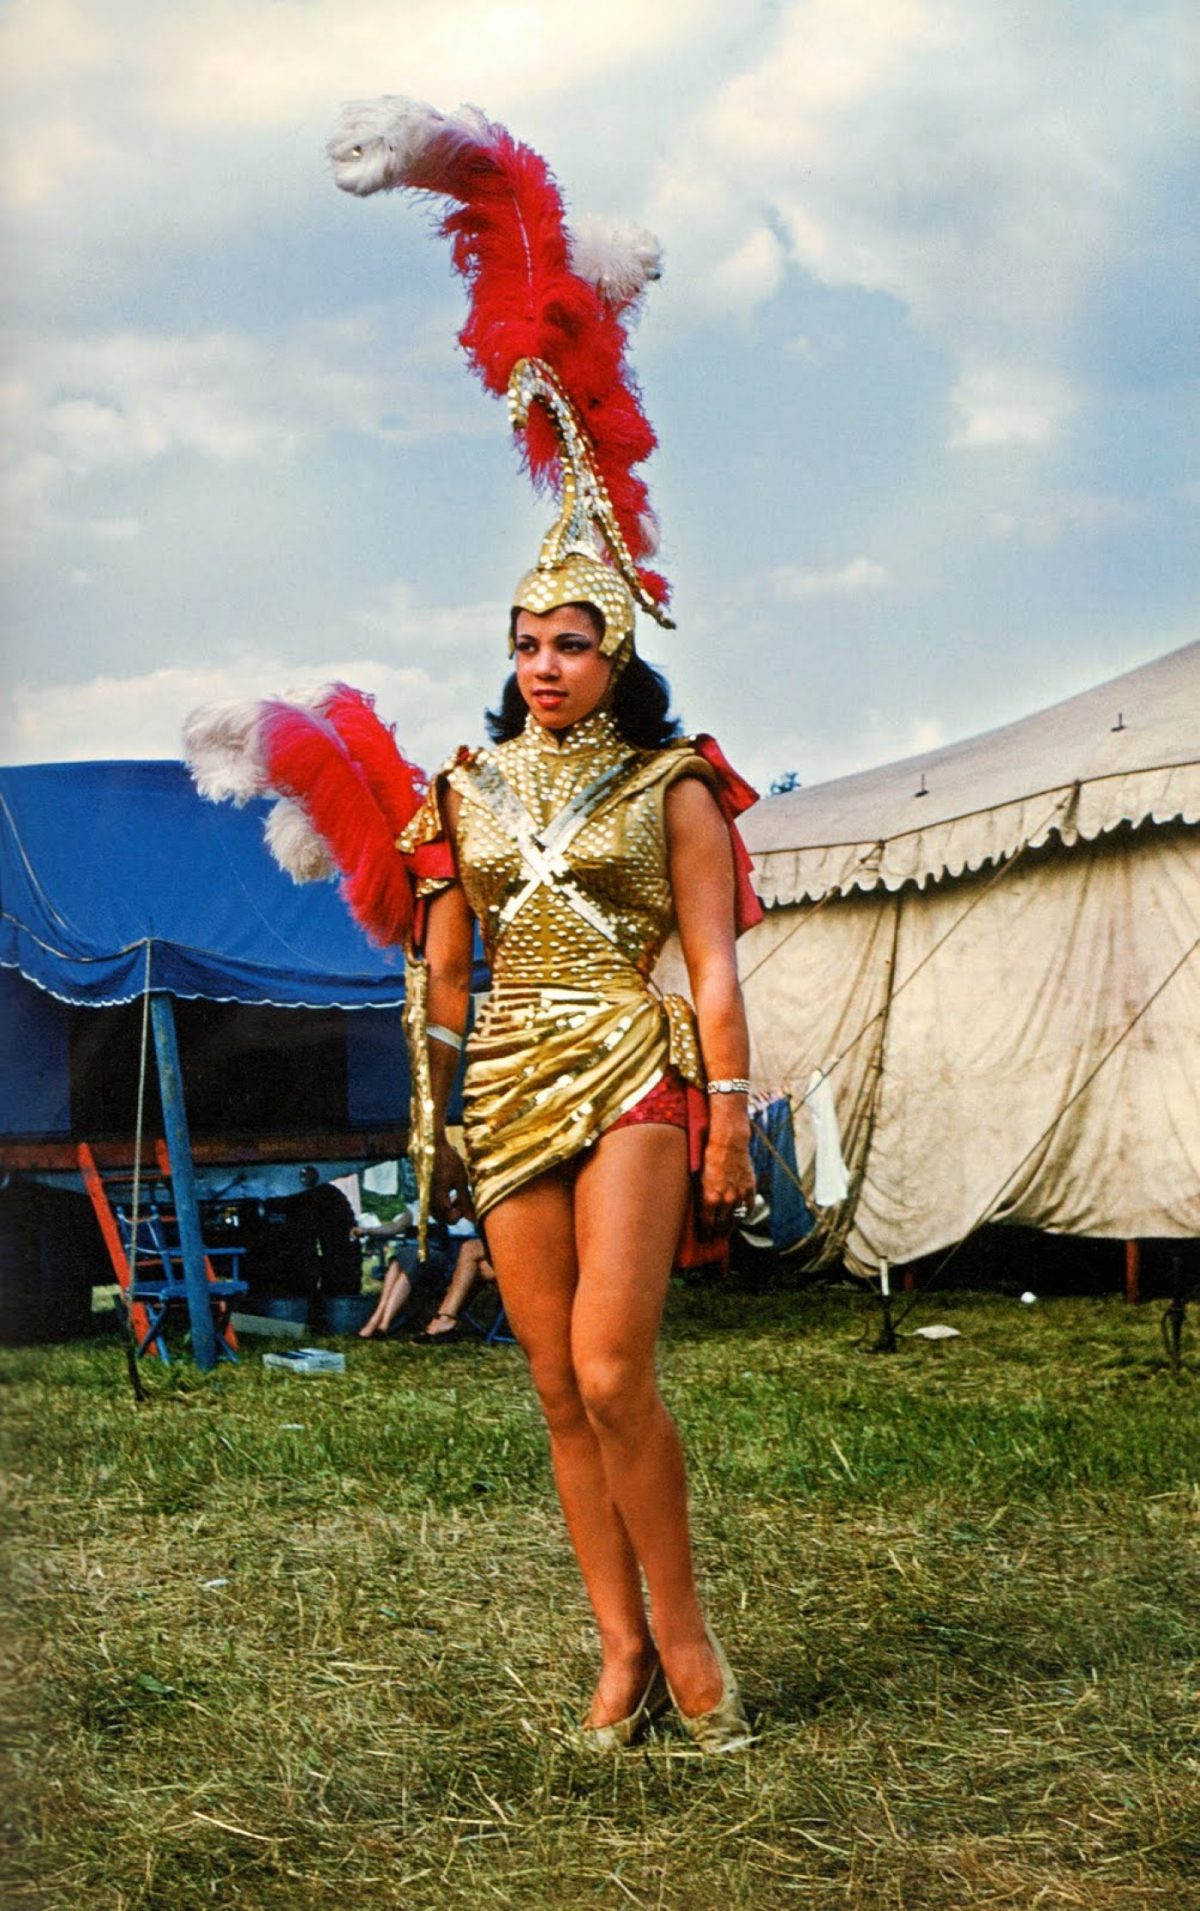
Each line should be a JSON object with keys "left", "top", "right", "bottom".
{"left": 507, "top": 359, "right": 674, "bottom": 661}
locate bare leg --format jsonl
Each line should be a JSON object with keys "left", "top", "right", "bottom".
{"left": 358, "top": 1256, "right": 413, "bottom": 1337}
{"left": 484, "top": 1175, "right": 657, "bottom": 1726}
{"left": 571, "top": 1125, "right": 723, "bottom": 1715}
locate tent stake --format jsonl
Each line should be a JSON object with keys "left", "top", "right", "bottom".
{"left": 868, "top": 1258, "right": 898, "bottom": 1354}
{"left": 1161, "top": 1255, "right": 1188, "bottom": 1378}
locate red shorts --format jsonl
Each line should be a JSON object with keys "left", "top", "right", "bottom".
{"left": 606, "top": 1070, "right": 689, "bottom": 1135}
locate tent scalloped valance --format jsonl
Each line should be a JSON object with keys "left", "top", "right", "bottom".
{"left": 750, "top": 761, "right": 1200, "bottom": 906}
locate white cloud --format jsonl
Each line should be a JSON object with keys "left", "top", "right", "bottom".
{"left": 743, "top": 706, "right": 947, "bottom": 793}
{"left": 83, "top": 516, "right": 142, "bottom": 543}
{"left": 0, "top": 0, "right": 731, "bottom": 214}
{"left": 0, "top": 1, "right": 131, "bottom": 209}
{"left": 0, "top": 646, "right": 493, "bottom": 773}
{"left": 709, "top": 226, "right": 787, "bottom": 313}
{"left": 948, "top": 363, "right": 1078, "bottom": 449}
{"left": 143, "top": 0, "right": 729, "bottom": 131}
{"left": 5, "top": 115, "right": 125, "bottom": 212}
{"left": 771, "top": 555, "right": 890, "bottom": 600}
{"left": 0, "top": 316, "right": 485, "bottom": 545}
{"left": 647, "top": 0, "right": 1185, "bottom": 447}
{"left": 357, "top": 579, "right": 508, "bottom": 654}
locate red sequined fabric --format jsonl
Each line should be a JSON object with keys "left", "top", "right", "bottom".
{"left": 607, "top": 1070, "right": 689, "bottom": 1134}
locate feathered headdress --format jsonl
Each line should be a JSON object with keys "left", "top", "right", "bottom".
{"left": 326, "top": 96, "right": 672, "bottom": 655}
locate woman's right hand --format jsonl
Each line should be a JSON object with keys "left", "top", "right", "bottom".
{"left": 432, "top": 1137, "right": 472, "bottom": 1224}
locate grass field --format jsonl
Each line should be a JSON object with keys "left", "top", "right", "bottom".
{"left": 2, "top": 1282, "right": 1198, "bottom": 1909}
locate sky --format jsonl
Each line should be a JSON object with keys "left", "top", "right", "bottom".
{"left": 1, "top": 0, "right": 1196, "bottom": 796}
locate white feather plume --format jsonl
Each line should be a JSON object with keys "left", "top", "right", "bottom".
{"left": 263, "top": 798, "right": 337, "bottom": 883}
{"left": 181, "top": 698, "right": 269, "bottom": 805}
{"left": 568, "top": 217, "right": 664, "bottom": 309}
{"left": 637, "top": 510, "right": 661, "bottom": 559}
{"left": 327, "top": 95, "right": 491, "bottom": 198}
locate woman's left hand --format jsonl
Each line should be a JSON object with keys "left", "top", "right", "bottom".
{"left": 433, "top": 1137, "right": 473, "bottom": 1225}
{"left": 700, "top": 1117, "right": 757, "bottom": 1236}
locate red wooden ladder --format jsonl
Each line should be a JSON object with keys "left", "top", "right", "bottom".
{"left": 77, "top": 1140, "right": 240, "bottom": 1359}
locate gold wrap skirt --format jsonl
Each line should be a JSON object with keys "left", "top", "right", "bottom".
{"left": 462, "top": 972, "right": 702, "bottom": 1218}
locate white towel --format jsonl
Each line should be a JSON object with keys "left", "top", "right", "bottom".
{"left": 330, "top": 1172, "right": 362, "bottom": 1214}
{"left": 362, "top": 1160, "right": 400, "bottom": 1197}
{"left": 805, "top": 1069, "right": 850, "bottom": 1206}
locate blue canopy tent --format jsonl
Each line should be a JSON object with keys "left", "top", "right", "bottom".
{"left": 0, "top": 760, "right": 480, "bottom": 1363}
{"left": 0, "top": 759, "right": 420, "bottom": 1009}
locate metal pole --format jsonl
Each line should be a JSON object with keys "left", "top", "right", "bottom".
{"left": 149, "top": 994, "right": 219, "bottom": 1370}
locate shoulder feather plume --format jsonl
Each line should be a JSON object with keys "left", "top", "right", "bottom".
{"left": 264, "top": 797, "right": 337, "bottom": 883}
{"left": 258, "top": 701, "right": 415, "bottom": 949}
{"left": 312, "top": 683, "right": 428, "bottom": 835}
{"left": 184, "top": 684, "right": 431, "bottom": 949}
{"left": 181, "top": 697, "right": 270, "bottom": 805}
{"left": 327, "top": 95, "right": 670, "bottom": 613}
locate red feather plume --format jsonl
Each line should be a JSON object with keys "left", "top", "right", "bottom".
{"left": 328, "top": 100, "right": 670, "bottom": 612}
{"left": 259, "top": 701, "right": 415, "bottom": 948}
{"left": 315, "top": 683, "right": 429, "bottom": 836}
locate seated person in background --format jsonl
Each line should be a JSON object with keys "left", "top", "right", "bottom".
{"left": 355, "top": 1213, "right": 496, "bottom": 1343}
{"left": 304, "top": 1173, "right": 365, "bottom": 1299}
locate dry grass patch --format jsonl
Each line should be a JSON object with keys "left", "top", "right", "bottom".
{"left": 1, "top": 1285, "right": 1198, "bottom": 1907}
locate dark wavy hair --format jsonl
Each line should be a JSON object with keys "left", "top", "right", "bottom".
{"left": 486, "top": 606, "right": 683, "bottom": 749}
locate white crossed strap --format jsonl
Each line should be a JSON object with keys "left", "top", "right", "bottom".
{"left": 461, "top": 754, "right": 639, "bottom": 949}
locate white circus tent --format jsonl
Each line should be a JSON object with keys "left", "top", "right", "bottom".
{"left": 733, "top": 642, "right": 1200, "bottom": 1276}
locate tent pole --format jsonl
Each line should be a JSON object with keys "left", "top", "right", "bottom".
{"left": 1124, "top": 1239, "right": 1141, "bottom": 1305}
{"left": 149, "top": 994, "right": 219, "bottom": 1371}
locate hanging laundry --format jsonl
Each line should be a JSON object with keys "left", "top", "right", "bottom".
{"left": 805, "top": 1069, "right": 850, "bottom": 1206}
{"left": 362, "top": 1159, "right": 401, "bottom": 1197}
{"left": 748, "top": 1095, "right": 815, "bottom": 1250}
{"left": 330, "top": 1171, "right": 363, "bottom": 1215}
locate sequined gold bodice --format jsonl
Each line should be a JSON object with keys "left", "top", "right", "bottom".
{"left": 447, "top": 710, "right": 700, "bottom": 987}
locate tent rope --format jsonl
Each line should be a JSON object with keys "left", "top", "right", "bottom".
{"left": 827, "top": 885, "right": 903, "bottom": 1265}
{"left": 0, "top": 790, "right": 89, "bottom": 938}
{"left": 888, "top": 927, "right": 1200, "bottom": 1332}
{"left": 738, "top": 842, "right": 884, "bottom": 987}
{"left": 737, "top": 792, "right": 1079, "bottom": 1227}
{"left": 126, "top": 942, "right": 153, "bottom": 1306}
{"left": 778, "top": 787, "right": 1078, "bottom": 1093}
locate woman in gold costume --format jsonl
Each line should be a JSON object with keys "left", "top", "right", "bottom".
{"left": 188, "top": 98, "right": 766, "bottom": 1752}
{"left": 402, "top": 571, "right": 758, "bottom": 1752}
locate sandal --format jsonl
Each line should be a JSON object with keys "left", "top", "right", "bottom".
{"left": 415, "top": 1311, "right": 464, "bottom": 1345}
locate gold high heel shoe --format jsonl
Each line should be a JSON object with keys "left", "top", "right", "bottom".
{"left": 577, "top": 1658, "right": 670, "bottom": 1753}
{"left": 665, "top": 1628, "right": 753, "bottom": 1754}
